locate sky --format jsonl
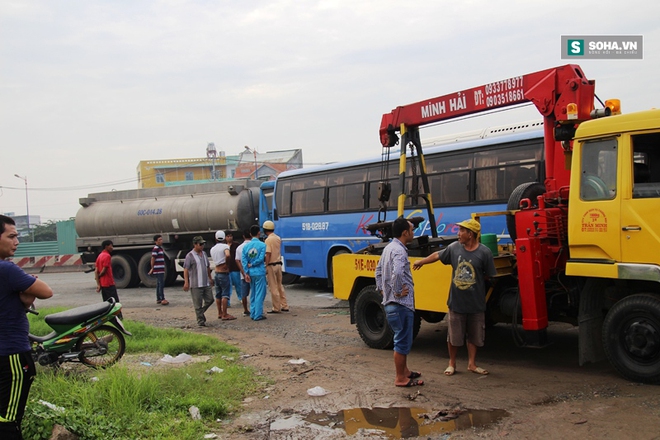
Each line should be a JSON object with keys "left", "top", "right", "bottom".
{"left": 1, "top": 0, "right": 659, "bottom": 223}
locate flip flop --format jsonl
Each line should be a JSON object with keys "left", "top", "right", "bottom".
{"left": 396, "top": 379, "right": 424, "bottom": 387}
{"left": 160, "top": 300, "right": 169, "bottom": 305}
{"left": 444, "top": 366, "right": 455, "bottom": 376}
{"left": 221, "top": 315, "right": 237, "bottom": 321}
{"left": 468, "top": 367, "right": 489, "bottom": 375}
{"left": 408, "top": 371, "right": 422, "bottom": 379}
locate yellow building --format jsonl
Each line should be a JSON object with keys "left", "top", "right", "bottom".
{"left": 136, "top": 156, "right": 228, "bottom": 188}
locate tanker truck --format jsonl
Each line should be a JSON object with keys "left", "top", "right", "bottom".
{"left": 75, "top": 180, "right": 267, "bottom": 288}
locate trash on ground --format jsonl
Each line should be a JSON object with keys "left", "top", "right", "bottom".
{"left": 160, "top": 353, "right": 193, "bottom": 364}
{"left": 307, "top": 386, "right": 330, "bottom": 396}
{"left": 204, "top": 434, "right": 218, "bottom": 439}
{"left": 288, "top": 358, "right": 307, "bottom": 365}
{"left": 39, "top": 400, "right": 65, "bottom": 413}
{"left": 140, "top": 362, "right": 152, "bottom": 367}
{"left": 206, "top": 366, "right": 224, "bottom": 374}
{"left": 221, "top": 355, "right": 234, "bottom": 361}
{"left": 189, "top": 405, "right": 201, "bottom": 420}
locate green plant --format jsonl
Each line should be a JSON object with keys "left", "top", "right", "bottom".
{"left": 23, "top": 317, "right": 267, "bottom": 439}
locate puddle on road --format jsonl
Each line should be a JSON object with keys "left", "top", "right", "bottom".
{"left": 303, "top": 407, "right": 509, "bottom": 438}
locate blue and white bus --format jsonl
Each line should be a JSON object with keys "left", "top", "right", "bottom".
{"left": 272, "top": 121, "right": 545, "bottom": 285}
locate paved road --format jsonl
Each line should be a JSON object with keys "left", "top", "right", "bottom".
{"left": 33, "top": 271, "right": 344, "bottom": 311}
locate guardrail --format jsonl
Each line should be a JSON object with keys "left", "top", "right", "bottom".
{"left": 8, "top": 254, "right": 87, "bottom": 273}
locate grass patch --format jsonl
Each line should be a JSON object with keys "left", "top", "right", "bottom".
{"left": 24, "top": 308, "right": 267, "bottom": 440}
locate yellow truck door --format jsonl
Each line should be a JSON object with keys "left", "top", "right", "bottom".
{"left": 568, "top": 137, "right": 621, "bottom": 271}
{"left": 620, "top": 132, "right": 660, "bottom": 265}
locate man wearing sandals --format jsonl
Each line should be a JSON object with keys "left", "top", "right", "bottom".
{"left": 375, "top": 217, "right": 424, "bottom": 387}
{"left": 413, "top": 219, "right": 496, "bottom": 376}
{"left": 210, "top": 231, "right": 236, "bottom": 321}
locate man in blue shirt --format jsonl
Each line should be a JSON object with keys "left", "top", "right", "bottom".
{"left": 241, "top": 225, "right": 267, "bottom": 321}
{"left": 375, "top": 217, "right": 423, "bottom": 387}
{"left": 0, "top": 215, "right": 53, "bottom": 439}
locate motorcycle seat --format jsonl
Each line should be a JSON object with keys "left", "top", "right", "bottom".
{"left": 45, "top": 301, "right": 115, "bottom": 326}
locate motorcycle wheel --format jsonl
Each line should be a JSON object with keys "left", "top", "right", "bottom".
{"left": 76, "top": 325, "right": 126, "bottom": 368}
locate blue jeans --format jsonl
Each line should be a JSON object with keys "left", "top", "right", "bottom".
{"left": 384, "top": 303, "right": 414, "bottom": 355}
{"left": 229, "top": 271, "right": 242, "bottom": 300}
{"left": 214, "top": 272, "right": 230, "bottom": 299}
{"left": 241, "top": 279, "right": 250, "bottom": 300}
{"left": 155, "top": 273, "right": 165, "bottom": 302}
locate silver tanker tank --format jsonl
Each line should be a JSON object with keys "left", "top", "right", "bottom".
{"left": 75, "top": 181, "right": 260, "bottom": 237}
{"left": 75, "top": 180, "right": 262, "bottom": 289}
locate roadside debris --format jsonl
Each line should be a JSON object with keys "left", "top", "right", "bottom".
{"left": 307, "top": 386, "right": 330, "bottom": 396}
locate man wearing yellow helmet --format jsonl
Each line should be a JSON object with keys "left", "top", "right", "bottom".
{"left": 413, "top": 219, "right": 496, "bottom": 377}
{"left": 263, "top": 220, "right": 289, "bottom": 313}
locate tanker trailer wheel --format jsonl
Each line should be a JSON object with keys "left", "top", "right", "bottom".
{"left": 138, "top": 252, "right": 157, "bottom": 288}
{"left": 506, "top": 182, "right": 546, "bottom": 241}
{"left": 165, "top": 262, "right": 178, "bottom": 286}
{"left": 602, "top": 293, "right": 660, "bottom": 384}
{"left": 355, "top": 285, "right": 393, "bottom": 349}
{"left": 111, "top": 255, "right": 139, "bottom": 289}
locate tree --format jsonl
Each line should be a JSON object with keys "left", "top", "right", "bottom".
{"left": 32, "top": 220, "right": 57, "bottom": 242}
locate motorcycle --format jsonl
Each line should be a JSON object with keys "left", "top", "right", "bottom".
{"left": 28, "top": 298, "right": 132, "bottom": 368}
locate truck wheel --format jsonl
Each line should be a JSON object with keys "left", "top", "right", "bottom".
{"left": 412, "top": 313, "right": 422, "bottom": 340}
{"left": 165, "top": 263, "right": 178, "bottom": 286}
{"left": 603, "top": 293, "right": 660, "bottom": 384}
{"left": 355, "top": 285, "right": 393, "bottom": 349}
{"left": 138, "top": 252, "right": 157, "bottom": 288}
{"left": 111, "top": 255, "right": 138, "bottom": 289}
{"left": 506, "top": 182, "right": 545, "bottom": 241}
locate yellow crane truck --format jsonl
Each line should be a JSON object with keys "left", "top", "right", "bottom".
{"left": 333, "top": 64, "right": 660, "bottom": 383}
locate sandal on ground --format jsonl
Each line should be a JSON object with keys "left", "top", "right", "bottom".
{"left": 468, "top": 367, "right": 489, "bottom": 375}
{"left": 396, "top": 379, "right": 424, "bottom": 387}
{"left": 243, "top": 311, "right": 250, "bottom": 316}
{"left": 444, "top": 366, "right": 455, "bottom": 376}
{"left": 221, "top": 315, "right": 237, "bottom": 321}
{"left": 408, "top": 371, "right": 422, "bottom": 379}
{"left": 160, "top": 300, "right": 169, "bottom": 305}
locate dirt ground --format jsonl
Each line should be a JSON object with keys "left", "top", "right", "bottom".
{"left": 119, "top": 283, "right": 660, "bottom": 440}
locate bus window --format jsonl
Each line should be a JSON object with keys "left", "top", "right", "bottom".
{"left": 292, "top": 187, "right": 325, "bottom": 214}
{"left": 277, "top": 181, "right": 292, "bottom": 216}
{"left": 426, "top": 154, "right": 472, "bottom": 173}
{"left": 368, "top": 178, "right": 401, "bottom": 209}
{"left": 430, "top": 171, "right": 470, "bottom": 204}
{"left": 328, "top": 183, "right": 366, "bottom": 211}
{"left": 328, "top": 168, "right": 367, "bottom": 185}
{"left": 291, "top": 175, "right": 327, "bottom": 191}
{"left": 504, "top": 165, "right": 538, "bottom": 195}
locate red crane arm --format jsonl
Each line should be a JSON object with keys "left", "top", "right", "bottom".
{"left": 379, "top": 64, "right": 595, "bottom": 147}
